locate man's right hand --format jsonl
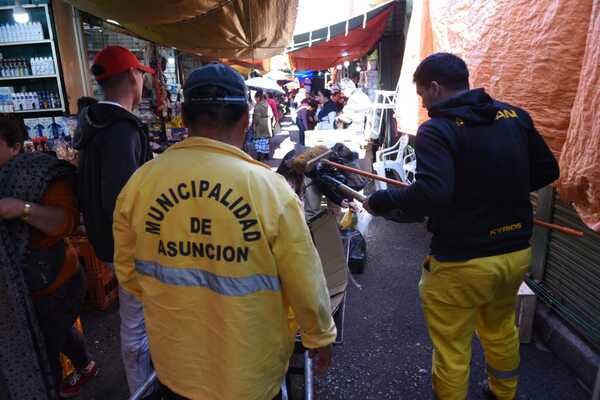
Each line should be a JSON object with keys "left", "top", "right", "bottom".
{"left": 309, "top": 344, "right": 333, "bottom": 376}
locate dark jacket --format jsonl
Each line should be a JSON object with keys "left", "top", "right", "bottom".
{"left": 73, "top": 103, "right": 152, "bottom": 262}
{"left": 317, "top": 100, "right": 338, "bottom": 121}
{"left": 369, "top": 88, "right": 559, "bottom": 260}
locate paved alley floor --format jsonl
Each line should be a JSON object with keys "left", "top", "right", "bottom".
{"left": 78, "top": 121, "right": 588, "bottom": 399}
{"left": 312, "top": 218, "right": 588, "bottom": 399}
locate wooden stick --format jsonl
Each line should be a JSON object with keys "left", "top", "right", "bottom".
{"left": 306, "top": 149, "right": 334, "bottom": 171}
{"left": 534, "top": 220, "right": 584, "bottom": 237}
{"left": 323, "top": 159, "right": 585, "bottom": 237}
{"left": 323, "top": 159, "right": 409, "bottom": 187}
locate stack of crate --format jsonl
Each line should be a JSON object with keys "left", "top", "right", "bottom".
{"left": 69, "top": 236, "right": 118, "bottom": 310}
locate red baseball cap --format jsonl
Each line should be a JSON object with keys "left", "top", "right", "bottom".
{"left": 91, "top": 46, "right": 154, "bottom": 81}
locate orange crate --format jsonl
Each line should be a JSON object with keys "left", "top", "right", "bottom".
{"left": 86, "top": 266, "right": 118, "bottom": 310}
{"left": 69, "top": 236, "right": 119, "bottom": 310}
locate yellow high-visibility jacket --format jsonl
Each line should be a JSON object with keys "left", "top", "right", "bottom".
{"left": 114, "top": 137, "right": 336, "bottom": 400}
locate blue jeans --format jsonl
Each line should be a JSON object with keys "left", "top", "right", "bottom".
{"left": 107, "top": 263, "right": 155, "bottom": 397}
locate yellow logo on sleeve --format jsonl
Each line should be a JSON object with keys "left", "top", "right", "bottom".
{"left": 495, "top": 109, "right": 518, "bottom": 120}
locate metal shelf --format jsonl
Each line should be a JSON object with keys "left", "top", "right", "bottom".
{"left": 0, "top": 39, "right": 51, "bottom": 46}
{"left": 13, "top": 108, "right": 64, "bottom": 114}
{"left": 0, "top": 4, "right": 67, "bottom": 116}
{"left": 0, "top": 74, "right": 57, "bottom": 81}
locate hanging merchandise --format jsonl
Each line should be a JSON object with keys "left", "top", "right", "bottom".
{"left": 148, "top": 44, "right": 168, "bottom": 118}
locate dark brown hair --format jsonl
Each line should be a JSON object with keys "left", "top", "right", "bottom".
{"left": 0, "top": 116, "right": 26, "bottom": 149}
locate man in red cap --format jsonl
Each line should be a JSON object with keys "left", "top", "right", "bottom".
{"left": 73, "top": 46, "right": 157, "bottom": 399}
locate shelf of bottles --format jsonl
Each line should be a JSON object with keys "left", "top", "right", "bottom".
{"left": 0, "top": 3, "right": 66, "bottom": 115}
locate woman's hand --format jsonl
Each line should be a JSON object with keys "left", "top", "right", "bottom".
{"left": 340, "top": 198, "right": 358, "bottom": 212}
{"left": 0, "top": 198, "right": 25, "bottom": 220}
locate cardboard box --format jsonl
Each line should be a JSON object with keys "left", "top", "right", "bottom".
{"left": 516, "top": 281, "right": 536, "bottom": 343}
{"left": 309, "top": 212, "right": 348, "bottom": 312}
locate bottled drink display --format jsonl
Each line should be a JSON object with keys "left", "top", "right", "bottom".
{"left": 0, "top": 58, "right": 30, "bottom": 77}
{"left": 30, "top": 57, "right": 55, "bottom": 76}
{"left": 0, "top": 57, "right": 55, "bottom": 77}
{"left": 0, "top": 22, "right": 44, "bottom": 43}
{"left": 0, "top": 87, "right": 61, "bottom": 111}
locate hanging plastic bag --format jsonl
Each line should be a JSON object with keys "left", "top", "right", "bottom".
{"left": 354, "top": 203, "right": 373, "bottom": 238}
{"left": 340, "top": 229, "right": 367, "bottom": 274}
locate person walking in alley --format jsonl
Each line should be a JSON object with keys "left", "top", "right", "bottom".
{"left": 252, "top": 90, "right": 273, "bottom": 161}
{"left": 113, "top": 63, "right": 336, "bottom": 400}
{"left": 363, "top": 53, "right": 559, "bottom": 400}
{"left": 296, "top": 98, "right": 311, "bottom": 145}
{"left": 73, "top": 46, "right": 157, "bottom": 399}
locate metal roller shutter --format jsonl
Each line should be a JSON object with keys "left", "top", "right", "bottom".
{"left": 534, "top": 195, "right": 600, "bottom": 350}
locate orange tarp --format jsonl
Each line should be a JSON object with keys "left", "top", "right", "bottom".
{"left": 395, "top": 0, "right": 599, "bottom": 231}
{"left": 558, "top": 1, "right": 600, "bottom": 231}
{"left": 288, "top": 6, "right": 393, "bottom": 71}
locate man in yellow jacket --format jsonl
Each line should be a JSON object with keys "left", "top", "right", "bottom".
{"left": 113, "top": 64, "right": 337, "bottom": 400}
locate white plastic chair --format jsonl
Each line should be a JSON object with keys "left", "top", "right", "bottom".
{"left": 372, "top": 135, "right": 416, "bottom": 189}
{"left": 364, "top": 90, "right": 397, "bottom": 140}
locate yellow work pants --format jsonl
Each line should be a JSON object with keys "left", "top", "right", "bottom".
{"left": 419, "top": 248, "right": 531, "bottom": 400}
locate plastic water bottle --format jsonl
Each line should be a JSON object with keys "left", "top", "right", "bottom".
{"left": 32, "top": 57, "right": 38, "bottom": 75}
{"left": 51, "top": 92, "right": 60, "bottom": 108}
{"left": 35, "top": 22, "right": 43, "bottom": 40}
{"left": 26, "top": 23, "right": 33, "bottom": 41}
{"left": 8, "top": 24, "right": 19, "bottom": 43}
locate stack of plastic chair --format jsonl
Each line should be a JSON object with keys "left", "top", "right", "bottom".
{"left": 372, "top": 135, "right": 416, "bottom": 190}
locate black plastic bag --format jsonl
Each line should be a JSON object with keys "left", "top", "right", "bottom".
{"left": 340, "top": 229, "right": 367, "bottom": 274}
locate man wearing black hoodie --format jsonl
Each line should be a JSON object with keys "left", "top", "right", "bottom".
{"left": 364, "top": 53, "right": 559, "bottom": 400}
{"left": 73, "top": 46, "right": 156, "bottom": 399}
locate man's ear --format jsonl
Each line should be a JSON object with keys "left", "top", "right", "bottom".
{"left": 11, "top": 142, "right": 22, "bottom": 155}
{"left": 430, "top": 81, "right": 442, "bottom": 97}
{"left": 128, "top": 68, "right": 138, "bottom": 85}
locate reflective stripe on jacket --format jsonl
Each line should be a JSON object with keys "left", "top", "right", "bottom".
{"left": 114, "top": 137, "right": 336, "bottom": 400}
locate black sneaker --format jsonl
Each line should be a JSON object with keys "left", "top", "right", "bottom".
{"left": 479, "top": 380, "right": 527, "bottom": 400}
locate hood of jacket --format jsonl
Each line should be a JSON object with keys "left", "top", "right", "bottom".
{"left": 73, "top": 103, "right": 142, "bottom": 150}
{"left": 427, "top": 88, "right": 499, "bottom": 125}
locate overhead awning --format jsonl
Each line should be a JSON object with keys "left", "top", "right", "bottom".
{"left": 66, "top": 0, "right": 298, "bottom": 60}
{"left": 287, "top": 1, "right": 394, "bottom": 71}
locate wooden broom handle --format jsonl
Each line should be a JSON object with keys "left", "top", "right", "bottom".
{"left": 323, "top": 159, "right": 409, "bottom": 187}
{"left": 323, "top": 159, "right": 585, "bottom": 237}
{"left": 534, "top": 220, "right": 584, "bottom": 237}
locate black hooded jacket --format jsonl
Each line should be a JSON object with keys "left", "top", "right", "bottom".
{"left": 369, "top": 88, "right": 559, "bottom": 260}
{"left": 73, "top": 103, "right": 152, "bottom": 262}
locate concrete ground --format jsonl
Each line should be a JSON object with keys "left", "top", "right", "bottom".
{"left": 77, "top": 121, "right": 588, "bottom": 399}
{"left": 313, "top": 218, "right": 588, "bottom": 400}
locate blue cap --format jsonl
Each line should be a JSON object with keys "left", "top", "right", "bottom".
{"left": 183, "top": 63, "right": 248, "bottom": 104}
